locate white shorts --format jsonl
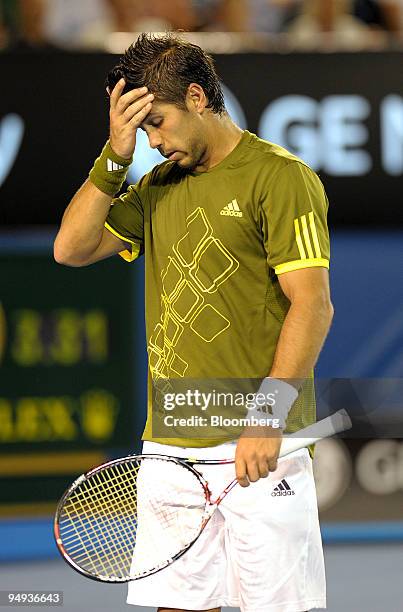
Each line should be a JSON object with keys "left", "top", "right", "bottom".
{"left": 127, "top": 441, "right": 326, "bottom": 612}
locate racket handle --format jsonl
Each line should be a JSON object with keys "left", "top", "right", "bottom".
{"left": 279, "top": 409, "right": 352, "bottom": 457}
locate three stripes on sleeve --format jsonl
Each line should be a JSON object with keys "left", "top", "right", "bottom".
{"left": 294, "top": 212, "right": 322, "bottom": 260}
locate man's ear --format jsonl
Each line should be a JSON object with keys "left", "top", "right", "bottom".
{"left": 187, "top": 83, "right": 207, "bottom": 113}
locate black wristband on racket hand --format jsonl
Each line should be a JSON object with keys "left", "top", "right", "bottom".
{"left": 89, "top": 141, "right": 133, "bottom": 197}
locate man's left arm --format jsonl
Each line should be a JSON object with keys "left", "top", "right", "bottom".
{"left": 235, "top": 267, "right": 333, "bottom": 486}
{"left": 271, "top": 267, "right": 334, "bottom": 379}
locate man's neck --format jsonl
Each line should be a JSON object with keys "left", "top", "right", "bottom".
{"left": 197, "top": 115, "right": 244, "bottom": 172}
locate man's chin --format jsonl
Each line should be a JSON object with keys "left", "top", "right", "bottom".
{"left": 176, "top": 156, "right": 195, "bottom": 170}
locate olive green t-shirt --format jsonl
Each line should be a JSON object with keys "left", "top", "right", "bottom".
{"left": 105, "top": 130, "right": 330, "bottom": 447}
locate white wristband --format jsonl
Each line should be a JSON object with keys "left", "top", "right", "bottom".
{"left": 245, "top": 378, "right": 298, "bottom": 429}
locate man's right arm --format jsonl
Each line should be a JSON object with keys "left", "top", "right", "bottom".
{"left": 54, "top": 179, "right": 127, "bottom": 267}
{"left": 54, "top": 79, "right": 154, "bottom": 267}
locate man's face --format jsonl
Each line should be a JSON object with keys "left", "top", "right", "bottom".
{"left": 140, "top": 98, "right": 207, "bottom": 171}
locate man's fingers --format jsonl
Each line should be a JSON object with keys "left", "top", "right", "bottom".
{"left": 258, "top": 459, "right": 270, "bottom": 478}
{"left": 109, "top": 80, "right": 150, "bottom": 114}
{"left": 235, "top": 435, "right": 282, "bottom": 487}
{"left": 129, "top": 102, "right": 153, "bottom": 127}
{"left": 246, "top": 461, "right": 261, "bottom": 483}
{"left": 109, "top": 78, "right": 126, "bottom": 110}
{"left": 117, "top": 86, "right": 150, "bottom": 113}
{"left": 124, "top": 94, "right": 154, "bottom": 122}
{"left": 236, "top": 456, "right": 276, "bottom": 487}
{"left": 235, "top": 458, "right": 250, "bottom": 488}
{"left": 268, "top": 458, "right": 278, "bottom": 473}
{"left": 236, "top": 456, "right": 275, "bottom": 487}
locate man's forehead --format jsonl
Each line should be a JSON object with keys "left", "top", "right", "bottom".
{"left": 140, "top": 101, "right": 177, "bottom": 127}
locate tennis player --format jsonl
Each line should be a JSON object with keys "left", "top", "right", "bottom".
{"left": 54, "top": 33, "right": 333, "bottom": 612}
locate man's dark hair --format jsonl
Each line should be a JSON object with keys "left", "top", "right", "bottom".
{"left": 106, "top": 33, "right": 226, "bottom": 115}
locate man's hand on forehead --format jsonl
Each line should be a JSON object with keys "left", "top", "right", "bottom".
{"left": 107, "top": 78, "right": 154, "bottom": 159}
{"left": 109, "top": 79, "right": 152, "bottom": 110}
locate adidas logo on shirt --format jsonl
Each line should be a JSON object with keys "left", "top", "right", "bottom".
{"left": 220, "top": 199, "right": 243, "bottom": 218}
{"left": 107, "top": 159, "right": 125, "bottom": 172}
{"left": 271, "top": 479, "right": 295, "bottom": 497}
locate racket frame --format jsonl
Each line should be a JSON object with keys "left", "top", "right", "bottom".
{"left": 54, "top": 454, "right": 234, "bottom": 583}
{"left": 54, "top": 408, "right": 351, "bottom": 582}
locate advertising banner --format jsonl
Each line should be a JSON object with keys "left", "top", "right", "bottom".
{"left": 1, "top": 52, "right": 403, "bottom": 225}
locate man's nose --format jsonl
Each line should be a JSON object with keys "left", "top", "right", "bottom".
{"left": 148, "top": 131, "right": 162, "bottom": 149}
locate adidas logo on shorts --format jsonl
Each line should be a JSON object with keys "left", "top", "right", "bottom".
{"left": 220, "top": 199, "right": 243, "bottom": 217}
{"left": 271, "top": 479, "right": 295, "bottom": 497}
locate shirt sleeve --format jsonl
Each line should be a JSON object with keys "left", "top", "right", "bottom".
{"left": 260, "top": 162, "right": 330, "bottom": 275}
{"left": 104, "top": 174, "right": 148, "bottom": 263}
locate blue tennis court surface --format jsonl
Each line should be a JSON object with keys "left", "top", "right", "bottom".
{"left": 1, "top": 544, "right": 402, "bottom": 611}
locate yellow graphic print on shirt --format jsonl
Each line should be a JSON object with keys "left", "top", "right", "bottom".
{"left": 148, "top": 207, "right": 239, "bottom": 381}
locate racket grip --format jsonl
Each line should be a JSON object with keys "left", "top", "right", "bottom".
{"left": 279, "top": 409, "right": 352, "bottom": 457}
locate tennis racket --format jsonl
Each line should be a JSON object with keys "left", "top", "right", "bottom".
{"left": 54, "top": 409, "right": 351, "bottom": 583}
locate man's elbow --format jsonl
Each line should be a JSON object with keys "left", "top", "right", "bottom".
{"left": 299, "top": 291, "right": 334, "bottom": 326}
{"left": 53, "top": 239, "right": 87, "bottom": 267}
{"left": 328, "top": 300, "right": 335, "bottom": 323}
{"left": 325, "top": 301, "right": 334, "bottom": 332}
{"left": 318, "top": 295, "right": 334, "bottom": 327}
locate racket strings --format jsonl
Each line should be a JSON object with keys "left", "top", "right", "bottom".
{"left": 58, "top": 458, "right": 207, "bottom": 580}
{"left": 59, "top": 462, "right": 140, "bottom": 578}
{"left": 128, "top": 461, "right": 206, "bottom": 576}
